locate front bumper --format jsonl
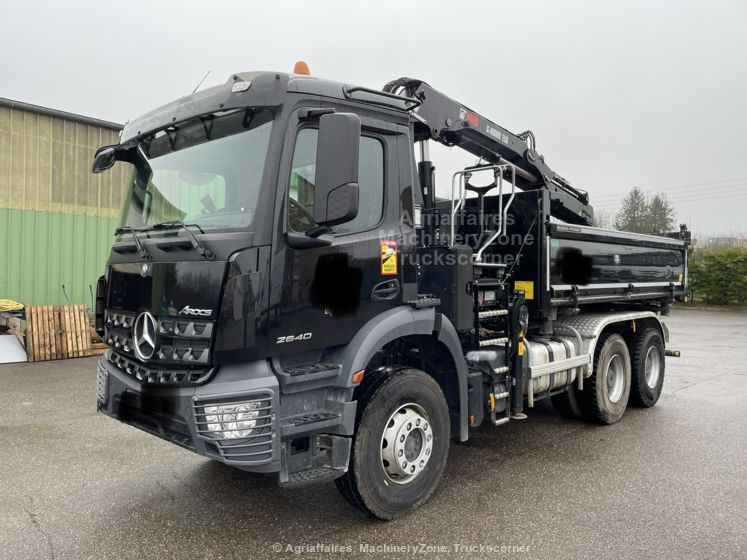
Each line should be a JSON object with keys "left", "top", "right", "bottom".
{"left": 96, "top": 356, "right": 281, "bottom": 472}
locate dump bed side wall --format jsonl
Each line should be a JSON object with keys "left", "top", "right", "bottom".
{"left": 446, "top": 191, "right": 687, "bottom": 324}
{"left": 550, "top": 237, "right": 685, "bottom": 285}
{"left": 548, "top": 223, "right": 687, "bottom": 307}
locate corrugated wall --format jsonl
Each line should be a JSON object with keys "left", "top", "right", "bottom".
{"left": 0, "top": 103, "right": 128, "bottom": 306}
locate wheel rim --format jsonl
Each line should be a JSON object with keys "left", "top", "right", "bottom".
{"left": 644, "top": 346, "right": 662, "bottom": 389}
{"left": 606, "top": 354, "right": 625, "bottom": 404}
{"left": 380, "top": 403, "right": 433, "bottom": 485}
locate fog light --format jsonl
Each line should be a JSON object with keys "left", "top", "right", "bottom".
{"left": 204, "top": 402, "right": 262, "bottom": 439}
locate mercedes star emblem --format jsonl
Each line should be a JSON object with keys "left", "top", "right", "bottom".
{"left": 133, "top": 311, "right": 158, "bottom": 362}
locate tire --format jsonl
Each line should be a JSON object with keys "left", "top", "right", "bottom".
{"left": 551, "top": 384, "right": 583, "bottom": 419}
{"left": 629, "top": 328, "right": 665, "bottom": 407}
{"left": 577, "top": 333, "right": 631, "bottom": 424}
{"left": 335, "top": 367, "right": 450, "bottom": 520}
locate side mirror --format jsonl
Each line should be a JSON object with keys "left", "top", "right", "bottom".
{"left": 92, "top": 145, "right": 118, "bottom": 174}
{"left": 313, "top": 113, "right": 360, "bottom": 230}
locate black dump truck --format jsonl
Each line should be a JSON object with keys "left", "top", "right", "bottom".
{"left": 93, "top": 65, "right": 689, "bottom": 519}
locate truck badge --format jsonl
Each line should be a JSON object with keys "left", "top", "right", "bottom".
{"left": 381, "top": 241, "right": 398, "bottom": 276}
{"left": 133, "top": 311, "right": 158, "bottom": 361}
{"left": 179, "top": 306, "right": 212, "bottom": 317}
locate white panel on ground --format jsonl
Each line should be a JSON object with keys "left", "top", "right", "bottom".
{"left": 0, "top": 335, "right": 27, "bottom": 363}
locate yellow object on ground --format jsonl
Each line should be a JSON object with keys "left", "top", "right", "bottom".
{"left": 0, "top": 300, "right": 24, "bottom": 312}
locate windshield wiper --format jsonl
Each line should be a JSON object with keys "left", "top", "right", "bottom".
{"left": 114, "top": 226, "right": 151, "bottom": 259}
{"left": 145, "top": 221, "right": 215, "bottom": 259}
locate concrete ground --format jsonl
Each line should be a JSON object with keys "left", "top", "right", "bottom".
{"left": 1, "top": 308, "right": 745, "bottom": 560}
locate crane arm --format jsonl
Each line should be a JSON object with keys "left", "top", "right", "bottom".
{"left": 383, "top": 78, "right": 593, "bottom": 225}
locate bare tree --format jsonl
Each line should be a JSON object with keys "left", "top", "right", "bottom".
{"left": 592, "top": 208, "right": 615, "bottom": 229}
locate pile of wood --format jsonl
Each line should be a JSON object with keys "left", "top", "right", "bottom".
{"left": 24, "top": 304, "right": 105, "bottom": 362}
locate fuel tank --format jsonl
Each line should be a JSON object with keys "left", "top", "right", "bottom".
{"left": 523, "top": 337, "right": 579, "bottom": 396}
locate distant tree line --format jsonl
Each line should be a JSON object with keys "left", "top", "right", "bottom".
{"left": 592, "top": 186, "right": 747, "bottom": 306}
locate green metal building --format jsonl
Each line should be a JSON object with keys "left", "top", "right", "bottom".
{"left": 0, "top": 98, "right": 127, "bottom": 307}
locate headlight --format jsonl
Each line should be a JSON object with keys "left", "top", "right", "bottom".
{"left": 204, "top": 402, "right": 262, "bottom": 439}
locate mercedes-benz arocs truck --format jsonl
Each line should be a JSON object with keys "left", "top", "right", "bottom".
{"left": 93, "top": 66, "right": 688, "bottom": 519}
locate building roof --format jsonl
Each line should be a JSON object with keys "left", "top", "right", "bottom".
{"left": 0, "top": 96, "right": 122, "bottom": 131}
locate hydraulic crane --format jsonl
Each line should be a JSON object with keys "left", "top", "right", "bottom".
{"left": 382, "top": 78, "right": 594, "bottom": 226}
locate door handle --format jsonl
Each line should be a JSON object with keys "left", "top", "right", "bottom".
{"left": 372, "top": 279, "right": 400, "bottom": 301}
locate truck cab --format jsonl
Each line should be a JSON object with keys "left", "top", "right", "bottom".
{"left": 94, "top": 69, "right": 687, "bottom": 519}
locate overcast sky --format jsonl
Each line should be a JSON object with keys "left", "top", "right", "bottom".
{"left": 2, "top": 0, "right": 745, "bottom": 235}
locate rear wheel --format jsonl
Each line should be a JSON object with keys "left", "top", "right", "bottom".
{"left": 629, "top": 328, "right": 665, "bottom": 407}
{"left": 577, "top": 333, "right": 631, "bottom": 424}
{"left": 335, "top": 367, "right": 450, "bottom": 520}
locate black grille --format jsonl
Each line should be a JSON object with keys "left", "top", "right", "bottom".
{"left": 104, "top": 310, "right": 214, "bottom": 366}
{"left": 105, "top": 311, "right": 136, "bottom": 353}
{"left": 109, "top": 350, "right": 214, "bottom": 386}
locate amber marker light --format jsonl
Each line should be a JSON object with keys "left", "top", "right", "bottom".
{"left": 293, "top": 61, "right": 311, "bottom": 75}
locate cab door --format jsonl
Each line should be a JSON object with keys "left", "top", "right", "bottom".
{"left": 268, "top": 104, "right": 409, "bottom": 357}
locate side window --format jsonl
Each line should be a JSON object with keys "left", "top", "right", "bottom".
{"left": 288, "top": 129, "right": 384, "bottom": 234}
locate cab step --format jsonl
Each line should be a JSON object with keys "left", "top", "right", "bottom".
{"left": 288, "top": 411, "right": 339, "bottom": 426}
{"left": 275, "top": 362, "right": 342, "bottom": 393}
{"left": 478, "top": 309, "right": 508, "bottom": 319}
{"left": 407, "top": 295, "right": 441, "bottom": 308}
{"left": 281, "top": 411, "right": 342, "bottom": 436}
{"left": 284, "top": 362, "right": 341, "bottom": 377}
{"left": 279, "top": 467, "right": 345, "bottom": 489}
{"left": 479, "top": 337, "right": 508, "bottom": 347}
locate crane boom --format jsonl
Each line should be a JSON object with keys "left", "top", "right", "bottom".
{"left": 383, "top": 78, "right": 594, "bottom": 225}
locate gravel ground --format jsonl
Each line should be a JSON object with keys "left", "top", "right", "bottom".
{"left": 0, "top": 307, "right": 745, "bottom": 560}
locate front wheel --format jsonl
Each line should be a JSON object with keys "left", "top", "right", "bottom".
{"left": 335, "top": 367, "right": 450, "bottom": 520}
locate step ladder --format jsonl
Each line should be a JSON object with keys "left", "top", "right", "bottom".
{"left": 472, "top": 278, "right": 509, "bottom": 349}
{"left": 490, "top": 362, "right": 512, "bottom": 426}
{"left": 469, "top": 274, "right": 514, "bottom": 426}
{"left": 466, "top": 349, "right": 512, "bottom": 426}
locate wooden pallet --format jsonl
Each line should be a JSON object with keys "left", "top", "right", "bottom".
{"left": 25, "top": 304, "right": 93, "bottom": 362}
{"left": 89, "top": 342, "right": 108, "bottom": 356}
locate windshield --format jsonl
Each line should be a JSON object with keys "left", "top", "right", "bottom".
{"left": 119, "top": 108, "right": 273, "bottom": 232}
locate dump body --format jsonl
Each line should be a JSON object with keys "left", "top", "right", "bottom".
{"left": 549, "top": 223, "right": 687, "bottom": 306}
{"left": 435, "top": 191, "right": 687, "bottom": 329}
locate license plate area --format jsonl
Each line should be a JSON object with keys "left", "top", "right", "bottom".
{"left": 122, "top": 390, "right": 166, "bottom": 416}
